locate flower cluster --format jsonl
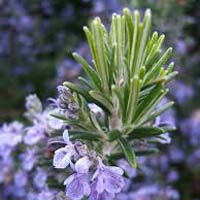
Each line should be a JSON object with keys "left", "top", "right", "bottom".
{"left": 53, "top": 130, "right": 125, "bottom": 200}
{"left": 24, "top": 94, "right": 64, "bottom": 145}
{"left": 0, "top": 94, "right": 65, "bottom": 200}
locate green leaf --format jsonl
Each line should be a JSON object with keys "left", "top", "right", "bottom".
{"left": 108, "top": 148, "right": 158, "bottom": 160}
{"left": 50, "top": 113, "right": 67, "bottom": 121}
{"left": 69, "top": 132, "right": 101, "bottom": 141}
{"left": 108, "top": 130, "right": 121, "bottom": 141}
{"left": 144, "top": 47, "right": 173, "bottom": 84}
{"left": 166, "top": 62, "right": 175, "bottom": 74}
{"left": 89, "top": 90, "right": 113, "bottom": 113}
{"left": 92, "top": 18, "right": 109, "bottom": 91}
{"left": 111, "top": 85, "right": 125, "bottom": 120}
{"left": 78, "top": 77, "right": 93, "bottom": 90}
{"left": 166, "top": 71, "right": 179, "bottom": 83}
{"left": 89, "top": 111, "right": 103, "bottom": 132}
{"left": 145, "top": 34, "right": 165, "bottom": 66}
{"left": 135, "top": 148, "right": 159, "bottom": 156}
{"left": 118, "top": 137, "right": 137, "bottom": 168}
{"left": 73, "top": 52, "right": 101, "bottom": 89}
{"left": 128, "top": 126, "right": 174, "bottom": 139}
{"left": 123, "top": 8, "right": 134, "bottom": 63}
{"left": 135, "top": 9, "right": 151, "bottom": 75}
{"left": 126, "top": 76, "right": 141, "bottom": 123}
{"left": 134, "top": 84, "right": 167, "bottom": 125}
{"left": 144, "top": 101, "right": 174, "bottom": 123}
{"left": 83, "top": 26, "right": 99, "bottom": 72}
{"left": 130, "top": 10, "right": 140, "bottom": 76}
{"left": 142, "top": 31, "right": 158, "bottom": 64}
{"left": 50, "top": 113, "right": 87, "bottom": 129}
{"left": 63, "top": 81, "right": 91, "bottom": 100}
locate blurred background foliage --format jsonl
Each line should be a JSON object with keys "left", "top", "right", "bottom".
{"left": 0, "top": 0, "right": 200, "bottom": 199}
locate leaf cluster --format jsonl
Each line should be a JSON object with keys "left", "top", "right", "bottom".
{"left": 53, "top": 8, "right": 177, "bottom": 168}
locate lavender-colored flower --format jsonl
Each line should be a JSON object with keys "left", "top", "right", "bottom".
{"left": 169, "top": 80, "right": 194, "bottom": 104}
{"left": 180, "top": 111, "right": 200, "bottom": 146}
{"left": 0, "top": 121, "right": 23, "bottom": 147}
{"left": 118, "top": 159, "right": 137, "bottom": 178}
{"left": 89, "top": 157, "right": 125, "bottom": 200}
{"left": 27, "top": 192, "right": 38, "bottom": 200}
{"left": 74, "top": 156, "right": 92, "bottom": 173}
{"left": 61, "top": 152, "right": 92, "bottom": 200}
{"left": 169, "top": 145, "right": 184, "bottom": 163}
{"left": 24, "top": 124, "right": 45, "bottom": 145}
{"left": 33, "top": 167, "right": 47, "bottom": 189}
{"left": 64, "top": 173, "right": 91, "bottom": 200}
{"left": 45, "top": 109, "right": 64, "bottom": 130}
{"left": 25, "top": 94, "right": 43, "bottom": 119}
{"left": 57, "top": 85, "right": 72, "bottom": 109}
{"left": 14, "top": 170, "right": 28, "bottom": 187}
{"left": 38, "top": 190, "right": 55, "bottom": 200}
{"left": 53, "top": 130, "right": 77, "bottom": 169}
{"left": 167, "top": 170, "right": 179, "bottom": 182}
{"left": 0, "top": 159, "right": 13, "bottom": 184}
{"left": 50, "top": 85, "right": 79, "bottom": 119}
{"left": 56, "top": 191, "right": 67, "bottom": 200}
{"left": 118, "top": 185, "right": 179, "bottom": 200}
{"left": 20, "top": 149, "right": 36, "bottom": 171}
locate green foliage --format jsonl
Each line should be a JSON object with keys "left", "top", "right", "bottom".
{"left": 55, "top": 8, "right": 177, "bottom": 168}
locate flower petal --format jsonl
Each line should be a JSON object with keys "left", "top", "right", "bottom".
{"left": 75, "top": 156, "right": 91, "bottom": 173}
{"left": 63, "top": 130, "right": 70, "bottom": 144}
{"left": 96, "top": 175, "right": 104, "bottom": 194}
{"left": 106, "top": 166, "right": 124, "bottom": 175}
{"left": 64, "top": 174, "right": 75, "bottom": 186}
{"left": 83, "top": 181, "right": 91, "bottom": 196}
{"left": 66, "top": 175, "right": 84, "bottom": 200}
{"left": 104, "top": 171, "right": 125, "bottom": 193}
{"left": 53, "top": 148, "right": 71, "bottom": 168}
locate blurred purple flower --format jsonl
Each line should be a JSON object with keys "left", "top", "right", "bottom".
{"left": 181, "top": 110, "right": 200, "bottom": 146}
{"left": 24, "top": 124, "right": 45, "bottom": 145}
{"left": 33, "top": 167, "right": 47, "bottom": 189}
{"left": 0, "top": 121, "right": 23, "bottom": 147}
{"left": 64, "top": 173, "right": 91, "bottom": 200}
{"left": 14, "top": 170, "right": 28, "bottom": 187}
{"left": 89, "top": 157, "right": 125, "bottom": 200}
{"left": 169, "top": 81, "right": 194, "bottom": 104}
{"left": 20, "top": 149, "right": 36, "bottom": 171}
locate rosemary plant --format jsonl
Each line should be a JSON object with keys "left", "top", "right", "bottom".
{"left": 51, "top": 8, "right": 177, "bottom": 200}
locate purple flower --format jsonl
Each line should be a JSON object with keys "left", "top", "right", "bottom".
{"left": 0, "top": 121, "right": 23, "bottom": 147}
{"left": 25, "top": 94, "right": 43, "bottom": 119}
{"left": 64, "top": 173, "right": 91, "bottom": 200}
{"left": 118, "top": 159, "right": 137, "bottom": 178}
{"left": 38, "top": 190, "right": 55, "bottom": 200}
{"left": 14, "top": 170, "right": 28, "bottom": 187}
{"left": 89, "top": 182, "right": 115, "bottom": 200}
{"left": 33, "top": 168, "right": 47, "bottom": 189}
{"left": 180, "top": 111, "right": 200, "bottom": 146}
{"left": 63, "top": 155, "right": 92, "bottom": 200}
{"left": 45, "top": 109, "right": 64, "bottom": 130}
{"left": 20, "top": 149, "right": 36, "bottom": 171}
{"left": 169, "top": 80, "right": 194, "bottom": 104}
{"left": 89, "top": 158, "right": 125, "bottom": 200}
{"left": 24, "top": 124, "right": 45, "bottom": 145}
{"left": 27, "top": 192, "right": 38, "bottom": 200}
{"left": 53, "top": 130, "right": 77, "bottom": 169}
